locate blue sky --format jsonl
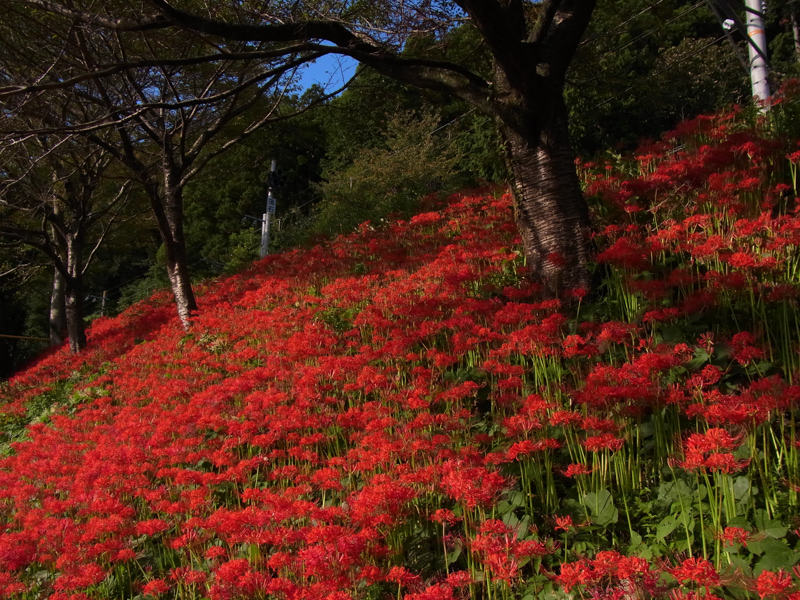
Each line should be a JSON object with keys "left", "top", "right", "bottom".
{"left": 296, "top": 53, "right": 359, "bottom": 92}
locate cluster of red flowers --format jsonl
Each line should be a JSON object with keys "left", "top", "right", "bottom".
{"left": 1, "top": 101, "right": 800, "bottom": 600}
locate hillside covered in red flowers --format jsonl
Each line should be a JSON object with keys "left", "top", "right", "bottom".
{"left": 1, "top": 105, "right": 800, "bottom": 600}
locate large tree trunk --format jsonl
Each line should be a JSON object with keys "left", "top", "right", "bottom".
{"left": 496, "top": 76, "right": 592, "bottom": 296}
{"left": 49, "top": 266, "right": 67, "bottom": 346}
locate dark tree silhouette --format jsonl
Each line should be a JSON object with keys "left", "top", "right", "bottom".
{"left": 1, "top": 0, "right": 597, "bottom": 295}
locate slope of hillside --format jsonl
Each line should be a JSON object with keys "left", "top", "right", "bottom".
{"left": 1, "top": 106, "right": 800, "bottom": 600}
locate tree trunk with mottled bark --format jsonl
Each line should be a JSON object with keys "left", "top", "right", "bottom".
{"left": 499, "top": 97, "right": 592, "bottom": 294}
{"left": 64, "top": 277, "right": 86, "bottom": 354}
{"left": 63, "top": 237, "right": 87, "bottom": 353}
{"left": 157, "top": 169, "right": 197, "bottom": 329}
{"left": 49, "top": 266, "right": 67, "bottom": 346}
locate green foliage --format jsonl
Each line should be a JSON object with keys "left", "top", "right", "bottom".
{"left": 567, "top": 0, "right": 749, "bottom": 155}
{"left": 308, "top": 110, "right": 463, "bottom": 239}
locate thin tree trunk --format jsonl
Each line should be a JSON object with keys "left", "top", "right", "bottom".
{"left": 63, "top": 239, "right": 87, "bottom": 353}
{"left": 165, "top": 238, "right": 197, "bottom": 329}
{"left": 49, "top": 266, "right": 67, "bottom": 346}
{"left": 792, "top": 9, "right": 800, "bottom": 63}
{"left": 160, "top": 174, "right": 197, "bottom": 329}
{"left": 64, "top": 279, "right": 86, "bottom": 354}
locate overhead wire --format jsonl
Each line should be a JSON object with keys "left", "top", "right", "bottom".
{"left": 609, "top": 0, "right": 706, "bottom": 55}
{"left": 571, "top": 0, "right": 707, "bottom": 87}
{"left": 580, "top": 0, "right": 669, "bottom": 47}
{"left": 595, "top": 32, "right": 730, "bottom": 108}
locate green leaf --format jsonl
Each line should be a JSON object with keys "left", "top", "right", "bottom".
{"left": 583, "top": 488, "right": 618, "bottom": 526}
{"left": 507, "top": 491, "right": 527, "bottom": 508}
{"left": 687, "top": 348, "right": 711, "bottom": 369}
{"left": 732, "top": 476, "right": 751, "bottom": 500}
{"left": 657, "top": 479, "right": 693, "bottom": 508}
{"left": 753, "top": 538, "right": 799, "bottom": 574}
{"left": 727, "top": 556, "right": 753, "bottom": 576}
{"left": 656, "top": 514, "right": 679, "bottom": 543}
{"left": 754, "top": 510, "right": 788, "bottom": 539}
{"left": 447, "top": 546, "right": 462, "bottom": 565}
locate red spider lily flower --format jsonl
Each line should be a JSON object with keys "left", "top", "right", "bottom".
{"left": 215, "top": 558, "right": 251, "bottom": 584}
{"left": 440, "top": 462, "right": 507, "bottom": 509}
{"left": 687, "top": 428, "right": 743, "bottom": 452}
{"left": 563, "top": 463, "right": 593, "bottom": 477}
{"left": 669, "top": 592, "right": 724, "bottom": 600}
{"left": 134, "top": 519, "right": 171, "bottom": 537}
{"left": 0, "top": 573, "right": 26, "bottom": 597}
{"left": 430, "top": 509, "right": 460, "bottom": 526}
{"left": 554, "top": 560, "right": 592, "bottom": 592}
{"left": 405, "top": 584, "right": 456, "bottom": 600}
{"left": 582, "top": 433, "right": 625, "bottom": 453}
{"left": 730, "top": 331, "right": 766, "bottom": 366}
{"left": 142, "top": 578, "right": 170, "bottom": 597}
{"left": 205, "top": 546, "right": 227, "bottom": 560}
{"left": 514, "top": 539, "right": 553, "bottom": 558}
{"left": 385, "top": 565, "right": 419, "bottom": 586}
{"left": 703, "top": 452, "right": 750, "bottom": 473}
{"left": 719, "top": 526, "right": 750, "bottom": 547}
{"left": 554, "top": 515, "right": 573, "bottom": 531}
{"left": 669, "top": 557, "right": 720, "bottom": 587}
{"left": 506, "top": 439, "right": 560, "bottom": 461}
{"left": 53, "top": 564, "right": 107, "bottom": 592}
{"left": 755, "top": 569, "right": 793, "bottom": 598}
{"left": 596, "top": 237, "right": 650, "bottom": 270}
{"left": 111, "top": 548, "right": 137, "bottom": 562}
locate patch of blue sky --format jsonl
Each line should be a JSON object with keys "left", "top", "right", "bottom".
{"left": 295, "top": 53, "right": 358, "bottom": 93}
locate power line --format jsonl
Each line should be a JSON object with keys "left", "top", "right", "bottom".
{"left": 595, "top": 32, "right": 729, "bottom": 108}
{"left": 609, "top": 1, "right": 706, "bottom": 55}
{"left": 571, "top": 1, "right": 707, "bottom": 87}
{"left": 581, "top": 0, "right": 669, "bottom": 47}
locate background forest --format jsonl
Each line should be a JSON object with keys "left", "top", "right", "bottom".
{"left": 0, "top": 0, "right": 796, "bottom": 376}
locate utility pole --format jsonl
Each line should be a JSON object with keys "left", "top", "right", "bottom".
{"left": 260, "top": 160, "right": 277, "bottom": 258}
{"left": 745, "top": 0, "right": 771, "bottom": 110}
{"left": 708, "top": 0, "right": 772, "bottom": 110}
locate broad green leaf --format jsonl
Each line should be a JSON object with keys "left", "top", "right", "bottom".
{"left": 656, "top": 514, "right": 679, "bottom": 543}
{"left": 754, "top": 509, "right": 788, "bottom": 539}
{"left": 583, "top": 488, "right": 618, "bottom": 526}
{"left": 753, "top": 538, "right": 799, "bottom": 574}
{"left": 732, "top": 476, "right": 751, "bottom": 500}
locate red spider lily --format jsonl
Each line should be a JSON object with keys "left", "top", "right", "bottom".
{"left": 385, "top": 565, "right": 419, "bottom": 586}
{"left": 554, "top": 551, "right": 656, "bottom": 594}
{"left": 669, "top": 557, "right": 721, "bottom": 588}
{"left": 719, "top": 526, "right": 750, "bottom": 547}
{"left": 730, "top": 331, "right": 766, "bottom": 366}
{"left": 142, "top": 579, "right": 171, "bottom": 597}
{"left": 595, "top": 237, "right": 650, "bottom": 270}
{"left": 554, "top": 516, "right": 573, "bottom": 532}
{"left": 677, "top": 428, "right": 750, "bottom": 473}
{"left": 563, "top": 463, "right": 593, "bottom": 477}
{"left": 440, "top": 462, "right": 507, "bottom": 510}
{"left": 3, "top": 116, "right": 800, "bottom": 600}
{"left": 754, "top": 569, "right": 793, "bottom": 598}
{"left": 582, "top": 433, "right": 625, "bottom": 453}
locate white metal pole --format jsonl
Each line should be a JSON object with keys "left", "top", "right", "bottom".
{"left": 745, "top": 0, "right": 771, "bottom": 110}
{"left": 260, "top": 211, "right": 269, "bottom": 258}
{"left": 260, "top": 160, "right": 278, "bottom": 258}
